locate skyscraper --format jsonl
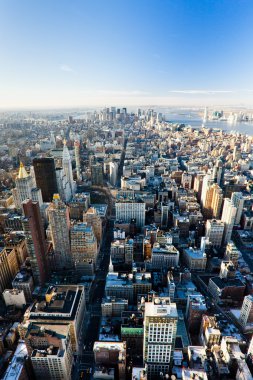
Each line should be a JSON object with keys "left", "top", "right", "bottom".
{"left": 221, "top": 198, "right": 237, "bottom": 245}
{"left": 231, "top": 192, "right": 244, "bottom": 225}
{"left": 70, "top": 223, "right": 98, "bottom": 275}
{"left": 12, "top": 162, "right": 43, "bottom": 209}
{"left": 74, "top": 140, "right": 81, "bottom": 181}
{"left": 205, "top": 219, "right": 224, "bottom": 248}
{"left": 201, "top": 173, "right": 214, "bottom": 207}
{"left": 33, "top": 158, "right": 58, "bottom": 202}
{"left": 83, "top": 207, "right": 102, "bottom": 244}
{"left": 143, "top": 296, "right": 178, "bottom": 378}
{"left": 211, "top": 184, "right": 223, "bottom": 219}
{"left": 239, "top": 295, "right": 253, "bottom": 327}
{"left": 91, "top": 163, "right": 104, "bottom": 186}
{"left": 22, "top": 200, "right": 48, "bottom": 285}
{"left": 62, "top": 139, "right": 76, "bottom": 196}
{"left": 47, "top": 194, "right": 72, "bottom": 268}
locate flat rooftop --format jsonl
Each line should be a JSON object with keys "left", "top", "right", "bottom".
{"left": 145, "top": 298, "right": 178, "bottom": 318}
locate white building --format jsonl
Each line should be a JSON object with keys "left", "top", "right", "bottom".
{"left": 62, "top": 140, "right": 76, "bottom": 197}
{"left": 184, "top": 248, "right": 207, "bottom": 271}
{"left": 231, "top": 192, "right": 244, "bottom": 225}
{"left": 12, "top": 163, "right": 43, "bottom": 209}
{"left": 239, "top": 295, "right": 253, "bottom": 327}
{"left": 109, "top": 162, "right": 118, "bottom": 186}
{"left": 116, "top": 201, "right": 145, "bottom": 227}
{"left": 3, "top": 289, "right": 26, "bottom": 309}
{"left": 151, "top": 243, "right": 179, "bottom": 270}
{"left": 3, "top": 341, "right": 29, "bottom": 380}
{"left": 221, "top": 198, "right": 237, "bottom": 245}
{"left": 31, "top": 335, "right": 73, "bottom": 380}
{"left": 143, "top": 297, "right": 178, "bottom": 378}
{"left": 205, "top": 219, "right": 224, "bottom": 248}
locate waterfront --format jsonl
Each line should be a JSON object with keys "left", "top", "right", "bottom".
{"left": 164, "top": 112, "right": 253, "bottom": 136}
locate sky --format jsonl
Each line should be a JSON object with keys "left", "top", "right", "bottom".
{"left": 1, "top": 0, "right": 253, "bottom": 109}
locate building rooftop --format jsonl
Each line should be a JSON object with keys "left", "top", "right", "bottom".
{"left": 3, "top": 341, "right": 28, "bottom": 380}
{"left": 145, "top": 297, "right": 178, "bottom": 318}
{"left": 28, "top": 285, "right": 83, "bottom": 321}
{"left": 184, "top": 247, "right": 206, "bottom": 259}
{"left": 210, "top": 276, "right": 245, "bottom": 290}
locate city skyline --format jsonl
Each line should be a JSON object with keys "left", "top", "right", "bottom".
{"left": 1, "top": 0, "right": 253, "bottom": 108}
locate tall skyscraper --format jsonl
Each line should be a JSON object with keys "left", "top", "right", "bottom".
{"left": 212, "top": 159, "right": 224, "bottom": 186}
{"left": 201, "top": 173, "right": 214, "bottom": 207}
{"left": 70, "top": 223, "right": 98, "bottom": 275}
{"left": 12, "top": 162, "right": 43, "bottom": 209}
{"left": 83, "top": 207, "right": 102, "bottom": 244}
{"left": 211, "top": 184, "right": 223, "bottom": 219}
{"left": 143, "top": 296, "right": 178, "bottom": 378}
{"left": 231, "top": 192, "right": 244, "bottom": 225}
{"left": 22, "top": 200, "right": 48, "bottom": 285}
{"left": 239, "top": 295, "right": 253, "bottom": 327}
{"left": 91, "top": 163, "right": 104, "bottom": 186}
{"left": 221, "top": 198, "right": 237, "bottom": 245}
{"left": 33, "top": 158, "right": 58, "bottom": 202}
{"left": 74, "top": 140, "right": 81, "bottom": 181}
{"left": 62, "top": 139, "right": 76, "bottom": 196}
{"left": 47, "top": 194, "right": 72, "bottom": 268}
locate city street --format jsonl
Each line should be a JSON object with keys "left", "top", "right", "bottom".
{"left": 73, "top": 218, "right": 113, "bottom": 379}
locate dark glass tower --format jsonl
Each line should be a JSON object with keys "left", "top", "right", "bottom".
{"left": 22, "top": 199, "right": 48, "bottom": 286}
{"left": 33, "top": 157, "right": 58, "bottom": 202}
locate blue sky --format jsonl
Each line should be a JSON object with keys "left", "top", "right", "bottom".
{"left": 1, "top": 0, "right": 253, "bottom": 108}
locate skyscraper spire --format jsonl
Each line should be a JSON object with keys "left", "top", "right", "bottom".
{"left": 18, "top": 162, "right": 29, "bottom": 179}
{"left": 62, "top": 139, "right": 76, "bottom": 196}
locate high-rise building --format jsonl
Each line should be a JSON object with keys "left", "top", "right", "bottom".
{"left": 212, "top": 159, "right": 224, "bottom": 186}
{"left": 221, "top": 198, "right": 237, "bottom": 245}
{"left": 151, "top": 243, "right": 179, "bottom": 270}
{"left": 225, "top": 241, "right": 241, "bottom": 268}
{"left": 70, "top": 222, "right": 98, "bottom": 275}
{"left": 205, "top": 219, "right": 224, "bottom": 248}
{"left": 201, "top": 173, "right": 214, "bottom": 207}
{"left": 109, "top": 162, "right": 118, "bottom": 186}
{"left": 47, "top": 194, "right": 72, "bottom": 268}
{"left": 0, "top": 248, "right": 19, "bottom": 293}
{"left": 181, "top": 172, "right": 192, "bottom": 189}
{"left": 74, "top": 140, "right": 81, "bottom": 181}
{"left": 186, "top": 294, "right": 207, "bottom": 334}
{"left": 143, "top": 296, "right": 178, "bottom": 378}
{"left": 62, "top": 139, "right": 76, "bottom": 196}
{"left": 211, "top": 184, "right": 223, "bottom": 219}
{"left": 93, "top": 342, "right": 126, "bottom": 380}
{"left": 22, "top": 200, "right": 48, "bottom": 286}
{"left": 239, "top": 295, "right": 253, "bottom": 327}
{"left": 116, "top": 200, "right": 145, "bottom": 227}
{"left": 83, "top": 207, "right": 102, "bottom": 244}
{"left": 12, "top": 162, "right": 43, "bottom": 209}
{"left": 91, "top": 163, "right": 104, "bottom": 186}
{"left": 55, "top": 167, "right": 72, "bottom": 202}
{"left": 33, "top": 158, "right": 58, "bottom": 202}
{"left": 30, "top": 325, "right": 73, "bottom": 380}
{"left": 202, "top": 183, "right": 223, "bottom": 220}
{"left": 231, "top": 192, "right": 244, "bottom": 225}
{"left": 19, "top": 285, "right": 85, "bottom": 354}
